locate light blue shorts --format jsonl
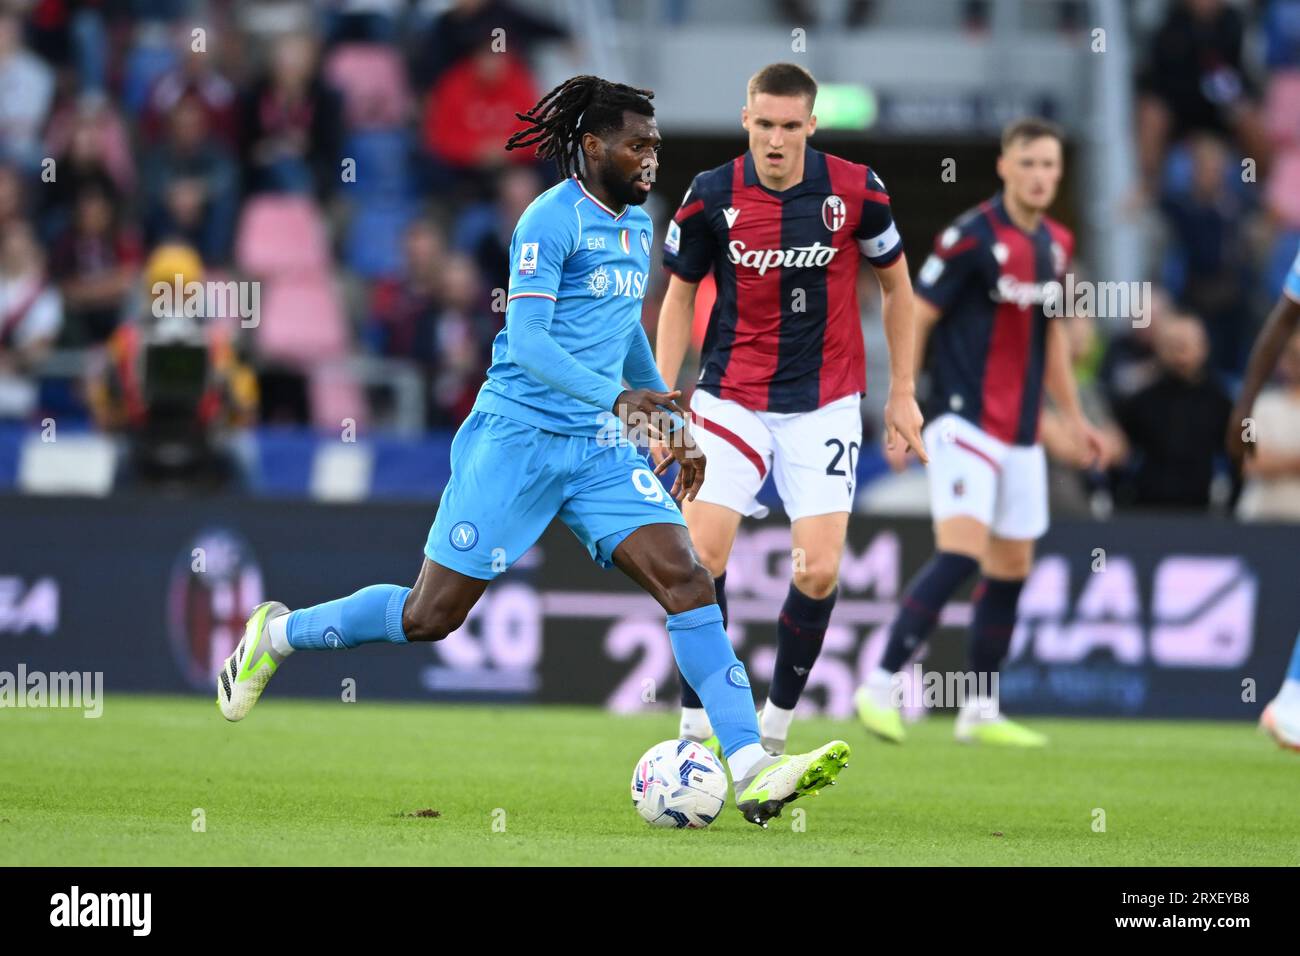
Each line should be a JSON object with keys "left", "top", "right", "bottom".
{"left": 426, "top": 411, "right": 686, "bottom": 579}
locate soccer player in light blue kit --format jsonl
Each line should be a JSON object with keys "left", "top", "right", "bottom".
{"left": 1228, "top": 243, "right": 1300, "bottom": 751}
{"left": 216, "top": 76, "right": 850, "bottom": 824}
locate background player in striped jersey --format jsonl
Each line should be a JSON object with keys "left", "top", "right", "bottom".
{"left": 654, "top": 63, "right": 927, "bottom": 756}
{"left": 855, "top": 118, "right": 1104, "bottom": 747}
{"left": 1227, "top": 244, "right": 1300, "bottom": 752}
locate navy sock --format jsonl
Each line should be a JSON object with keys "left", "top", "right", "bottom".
{"left": 880, "top": 552, "right": 979, "bottom": 673}
{"left": 969, "top": 576, "right": 1024, "bottom": 687}
{"left": 768, "top": 583, "right": 837, "bottom": 710}
{"left": 679, "top": 573, "right": 726, "bottom": 710}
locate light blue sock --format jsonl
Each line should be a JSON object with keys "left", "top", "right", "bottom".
{"left": 1287, "top": 631, "right": 1300, "bottom": 683}
{"left": 287, "top": 585, "right": 410, "bottom": 649}
{"left": 666, "top": 604, "right": 760, "bottom": 757}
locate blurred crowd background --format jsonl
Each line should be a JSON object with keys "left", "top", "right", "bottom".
{"left": 1, "top": 0, "right": 1299, "bottom": 520}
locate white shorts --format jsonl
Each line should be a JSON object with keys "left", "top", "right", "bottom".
{"left": 689, "top": 389, "right": 862, "bottom": 522}
{"left": 922, "top": 412, "right": 1049, "bottom": 540}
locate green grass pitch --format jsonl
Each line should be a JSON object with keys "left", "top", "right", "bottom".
{"left": 1, "top": 695, "right": 1296, "bottom": 866}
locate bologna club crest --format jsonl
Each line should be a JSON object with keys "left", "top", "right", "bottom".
{"left": 167, "top": 528, "right": 264, "bottom": 689}
{"left": 822, "top": 194, "right": 846, "bottom": 232}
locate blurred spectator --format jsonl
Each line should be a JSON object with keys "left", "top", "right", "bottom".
{"left": 1237, "top": 330, "right": 1300, "bottom": 520}
{"left": 87, "top": 243, "right": 257, "bottom": 491}
{"left": 1099, "top": 286, "right": 1171, "bottom": 407}
{"left": 424, "top": 252, "right": 489, "bottom": 426}
{"left": 1159, "top": 134, "right": 1255, "bottom": 375}
{"left": 453, "top": 164, "right": 541, "bottom": 293}
{"left": 366, "top": 217, "right": 447, "bottom": 357}
{"left": 0, "top": 163, "right": 25, "bottom": 233}
{"left": 239, "top": 32, "right": 342, "bottom": 198}
{"left": 25, "top": 0, "right": 112, "bottom": 94}
{"left": 142, "top": 92, "right": 240, "bottom": 264}
{"left": 42, "top": 93, "right": 138, "bottom": 227}
{"left": 140, "top": 24, "right": 240, "bottom": 149}
{"left": 0, "top": 8, "right": 57, "bottom": 171}
{"left": 422, "top": 43, "right": 538, "bottom": 194}
{"left": 0, "top": 220, "right": 63, "bottom": 420}
{"left": 1113, "top": 313, "right": 1233, "bottom": 510}
{"left": 326, "top": 0, "right": 403, "bottom": 44}
{"left": 49, "top": 180, "right": 142, "bottom": 345}
{"left": 367, "top": 222, "right": 484, "bottom": 426}
{"left": 1136, "top": 0, "right": 1269, "bottom": 192}
{"left": 1263, "top": 0, "right": 1300, "bottom": 68}
{"left": 417, "top": 0, "right": 569, "bottom": 88}
{"left": 1042, "top": 312, "right": 1127, "bottom": 514}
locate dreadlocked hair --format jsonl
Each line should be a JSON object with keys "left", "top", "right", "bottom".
{"left": 505, "top": 75, "right": 654, "bottom": 179}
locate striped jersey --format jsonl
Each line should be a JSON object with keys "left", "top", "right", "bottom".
{"left": 915, "top": 192, "right": 1074, "bottom": 446}
{"left": 663, "top": 145, "right": 903, "bottom": 413}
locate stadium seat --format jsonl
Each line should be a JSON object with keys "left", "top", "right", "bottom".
{"left": 324, "top": 43, "right": 413, "bottom": 130}
{"left": 309, "top": 362, "right": 370, "bottom": 434}
{"left": 234, "top": 195, "right": 332, "bottom": 278}
{"left": 309, "top": 442, "right": 375, "bottom": 501}
{"left": 120, "top": 36, "right": 179, "bottom": 115}
{"left": 1266, "top": 149, "right": 1300, "bottom": 228}
{"left": 344, "top": 199, "right": 415, "bottom": 279}
{"left": 1264, "top": 71, "right": 1300, "bottom": 147}
{"left": 256, "top": 275, "right": 350, "bottom": 366}
{"left": 17, "top": 433, "right": 116, "bottom": 496}
{"left": 341, "top": 128, "right": 414, "bottom": 200}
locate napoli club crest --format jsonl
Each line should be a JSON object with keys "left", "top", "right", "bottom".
{"left": 822, "top": 194, "right": 846, "bottom": 231}
{"left": 640, "top": 230, "right": 650, "bottom": 256}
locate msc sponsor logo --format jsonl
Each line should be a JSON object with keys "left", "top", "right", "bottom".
{"left": 586, "top": 265, "right": 648, "bottom": 299}
{"left": 727, "top": 240, "right": 839, "bottom": 276}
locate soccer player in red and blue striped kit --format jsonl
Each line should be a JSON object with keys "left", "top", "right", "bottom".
{"left": 856, "top": 118, "right": 1104, "bottom": 747}
{"left": 653, "top": 63, "right": 927, "bottom": 755}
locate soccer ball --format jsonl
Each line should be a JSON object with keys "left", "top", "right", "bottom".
{"left": 631, "top": 739, "right": 728, "bottom": 829}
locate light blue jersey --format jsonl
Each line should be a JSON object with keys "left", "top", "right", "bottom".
{"left": 474, "top": 175, "right": 656, "bottom": 437}
{"left": 1286, "top": 245, "right": 1300, "bottom": 304}
{"left": 426, "top": 175, "right": 682, "bottom": 579}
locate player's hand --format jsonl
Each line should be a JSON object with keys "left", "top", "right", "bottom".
{"left": 1066, "top": 413, "right": 1106, "bottom": 470}
{"left": 881, "top": 430, "right": 913, "bottom": 473}
{"left": 1226, "top": 404, "right": 1255, "bottom": 466}
{"left": 659, "top": 428, "right": 706, "bottom": 502}
{"left": 613, "top": 389, "right": 705, "bottom": 502}
{"left": 613, "top": 388, "right": 687, "bottom": 431}
{"left": 648, "top": 436, "right": 672, "bottom": 469}
{"left": 883, "top": 386, "right": 928, "bottom": 465}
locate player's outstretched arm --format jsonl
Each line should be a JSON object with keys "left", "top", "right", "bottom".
{"left": 1228, "top": 294, "right": 1300, "bottom": 464}
{"left": 875, "top": 255, "right": 928, "bottom": 464}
